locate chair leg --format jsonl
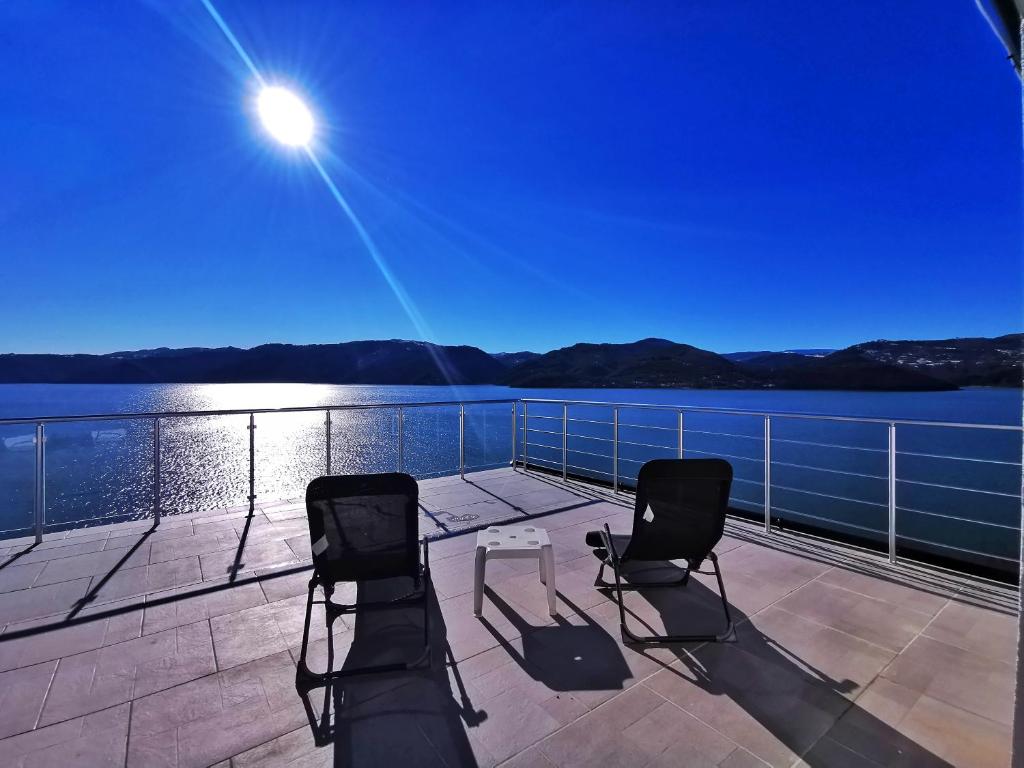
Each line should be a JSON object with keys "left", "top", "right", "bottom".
{"left": 296, "top": 578, "right": 322, "bottom": 682}
{"left": 607, "top": 551, "right": 736, "bottom": 645}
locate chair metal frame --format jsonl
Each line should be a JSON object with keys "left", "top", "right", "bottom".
{"left": 295, "top": 475, "right": 433, "bottom": 684}
{"left": 592, "top": 460, "right": 736, "bottom": 645}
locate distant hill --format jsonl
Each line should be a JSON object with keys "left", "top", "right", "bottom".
{"left": 491, "top": 351, "right": 542, "bottom": 368}
{"left": 847, "top": 335, "right": 1022, "bottom": 387}
{"left": 502, "top": 338, "right": 764, "bottom": 388}
{"left": 724, "top": 349, "right": 835, "bottom": 362}
{"left": 0, "top": 334, "right": 1017, "bottom": 389}
{"left": 0, "top": 340, "right": 506, "bottom": 385}
{"left": 503, "top": 338, "right": 955, "bottom": 390}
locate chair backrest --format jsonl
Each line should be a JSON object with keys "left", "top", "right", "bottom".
{"left": 622, "top": 459, "right": 732, "bottom": 565}
{"left": 305, "top": 473, "right": 420, "bottom": 583}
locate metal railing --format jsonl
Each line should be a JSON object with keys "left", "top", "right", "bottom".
{"left": 515, "top": 398, "right": 1023, "bottom": 573}
{"left": 2, "top": 396, "right": 1020, "bottom": 576}
{"left": 1, "top": 398, "right": 518, "bottom": 544}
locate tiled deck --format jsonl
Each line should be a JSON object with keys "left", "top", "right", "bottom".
{"left": 0, "top": 467, "right": 1016, "bottom": 767}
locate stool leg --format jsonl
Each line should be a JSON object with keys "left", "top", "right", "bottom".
{"left": 473, "top": 546, "right": 486, "bottom": 617}
{"left": 542, "top": 544, "right": 556, "bottom": 616}
{"left": 538, "top": 551, "right": 547, "bottom": 585}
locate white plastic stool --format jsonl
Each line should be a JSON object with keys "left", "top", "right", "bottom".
{"left": 474, "top": 525, "right": 556, "bottom": 617}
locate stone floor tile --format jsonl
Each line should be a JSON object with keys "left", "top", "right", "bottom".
{"left": 148, "top": 528, "right": 239, "bottom": 564}
{"left": 741, "top": 606, "right": 896, "bottom": 701}
{"left": 0, "top": 562, "right": 46, "bottom": 594}
{"left": 818, "top": 566, "right": 951, "bottom": 617}
{"left": 199, "top": 539, "right": 298, "bottom": 581}
{"left": 84, "top": 556, "right": 203, "bottom": 606}
{"left": 0, "top": 600, "right": 143, "bottom": 672}
{"left": 826, "top": 676, "right": 1010, "bottom": 768}
{"left": 922, "top": 598, "right": 1018, "bottom": 665}
{"left": 34, "top": 547, "right": 152, "bottom": 587}
{"left": 0, "top": 660, "right": 58, "bottom": 739}
{"left": 1, "top": 702, "right": 129, "bottom": 768}
{"left": 643, "top": 641, "right": 850, "bottom": 766}
{"left": 38, "top": 620, "right": 215, "bottom": 727}
{"left": 773, "top": 579, "right": 933, "bottom": 652}
{"left": 880, "top": 634, "right": 1014, "bottom": 726}
{"left": 142, "top": 580, "right": 266, "bottom": 635}
{"left": 0, "top": 578, "right": 92, "bottom": 624}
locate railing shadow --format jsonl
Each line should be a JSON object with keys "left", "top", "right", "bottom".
{"left": 295, "top": 577, "right": 482, "bottom": 767}
{"left": 605, "top": 560, "right": 956, "bottom": 767}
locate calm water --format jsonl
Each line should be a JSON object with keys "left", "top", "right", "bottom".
{"left": 0, "top": 384, "right": 1020, "bottom": 572}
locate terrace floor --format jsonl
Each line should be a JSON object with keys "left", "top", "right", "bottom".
{"left": 0, "top": 467, "right": 1017, "bottom": 767}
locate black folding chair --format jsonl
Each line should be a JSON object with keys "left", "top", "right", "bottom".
{"left": 587, "top": 458, "right": 736, "bottom": 644}
{"left": 296, "top": 473, "right": 431, "bottom": 682}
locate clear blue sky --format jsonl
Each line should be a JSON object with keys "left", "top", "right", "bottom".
{"left": 0, "top": 1, "right": 1019, "bottom": 354}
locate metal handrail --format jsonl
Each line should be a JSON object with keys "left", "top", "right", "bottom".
{"left": 519, "top": 397, "right": 1022, "bottom": 431}
{"left": 5, "top": 395, "right": 1020, "bottom": 575}
{"left": 0, "top": 398, "right": 518, "bottom": 426}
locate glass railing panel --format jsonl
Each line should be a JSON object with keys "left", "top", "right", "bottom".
{"left": 42, "top": 418, "right": 153, "bottom": 531}
{"left": 402, "top": 405, "right": 459, "bottom": 479}
{"left": 463, "top": 402, "right": 515, "bottom": 473}
{"left": 254, "top": 410, "right": 325, "bottom": 504}
{"left": 161, "top": 414, "right": 249, "bottom": 514}
{"left": 329, "top": 407, "right": 399, "bottom": 476}
{"left": 0, "top": 424, "right": 36, "bottom": 537}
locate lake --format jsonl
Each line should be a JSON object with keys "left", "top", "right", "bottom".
{"left": 0, "top": 384, "right": 1019, "bottom": 573}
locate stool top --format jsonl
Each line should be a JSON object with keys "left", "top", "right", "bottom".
{"left": 476, "top": 524, "right": 550, "bottom": 550}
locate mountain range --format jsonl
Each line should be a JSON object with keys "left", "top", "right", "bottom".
{"left": 0, "top": 334, "right": 1018, "bottom": 390}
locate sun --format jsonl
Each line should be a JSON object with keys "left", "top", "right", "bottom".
{"left": 256, "top": 85, "right": 314, "bottom": 147}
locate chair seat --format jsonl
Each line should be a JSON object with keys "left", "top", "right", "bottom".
{"left": 585, "top": 530, "right": 631, "bottom": 561}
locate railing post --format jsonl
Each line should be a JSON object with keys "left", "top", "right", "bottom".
{"left": 397, "top": 407, "right": 405, "bottom": 472}
{"left": 523, "top": 401, "right": 529, "bottom": 473}
{"left": 325, "top": 410, "right": 332, "bottom": 474}
{"left": 459, "top": 404, "right": 466, "bottom": 479}
{"left": 562, "top": 403, "right": 568, "bottom": 481}
{"left": 34, "top": 423, "right": 45, "bottom": 544}
{"left": 152, "top": 418, "right": 161, "bottom": 524}
{"left": 612, "top": 407, "right": 619, "bottom": 493}
{"left": 763, "top": 415, "right": 771, "bottom": 533}
{"left": 247, "top": 413, "right": 256, "bottom": 514}
{"left": 511, "top": 402, "right": 517, "bottom": 467}
{"left": 888, "top": 422, "right": 897, "bottom": 564}
{"left": 677, "top": 411, "right": 684, "bottom": 459}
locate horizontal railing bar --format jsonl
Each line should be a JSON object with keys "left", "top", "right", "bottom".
{"left": 771, "top": 484, "right": 887, "bottom": 508}
{"left": 731, "top": 477, "right": 765, "bottom": 486}
{"left": 771, "top": 437, "right": 887, "bottom": 454}
{"left": 0, "top": 398, "right": 519, "bottom": 426}
{"left": 896, "top": 450, "right": 1022, "bottom": 467}
{"left": 618, "top": 422, "right": 677, "bottom": 432}
{"left": 526, "top": 455, "right": 614, "bottom": 478}
{"left": 767, "top": 503, "right": 887, "bottom": 536}
{"left": 895, "top": 505, "right": 1021, "bottom": 532}
{"left": 519, "top": 398, "right": 1022, "bottom": 431}
{"left": 566, "top": 433, "right": 615, "bottom": 443}
{"left": 565, "top": 447, "right": 615, "bottom": 461}
{"left": 683, "top": 428, "right": 764, "bottom": 441}
{"left": 525, "top": 414, "right": 563, "bottom": 422}
{"left": 769, "top": 460, "right": 888, "bottom": 481}
{"left": 614, "top": 438, "right": 677, "bottom": 451}
{"left": 896, "top": 478, "right": 1020, "bottom": 498}
{"left": 525, "top": 427, "right": 562, "bottom": 437}
{"left": 565, "top": 417, "right": 614, "bottom": 427}
{"left": 680, "top": 447, "right": 763, "bottom": 463}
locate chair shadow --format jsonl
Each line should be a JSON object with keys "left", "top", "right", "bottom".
{"left": 613, "top": 560, "right": 956, "bottom": 767}
{"left": 479, "top": 588, "right": 633, "bottom": 693}
{"left": 295, "top": 577, "right": 483, "bottom": 767}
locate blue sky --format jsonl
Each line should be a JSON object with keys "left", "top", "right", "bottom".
{"left": 0, "top": 1, "right": 1019, "bottom": 354}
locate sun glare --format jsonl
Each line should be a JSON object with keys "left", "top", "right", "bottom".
{"left": 257, "top": 85, "right": 314, "bottom": 147}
